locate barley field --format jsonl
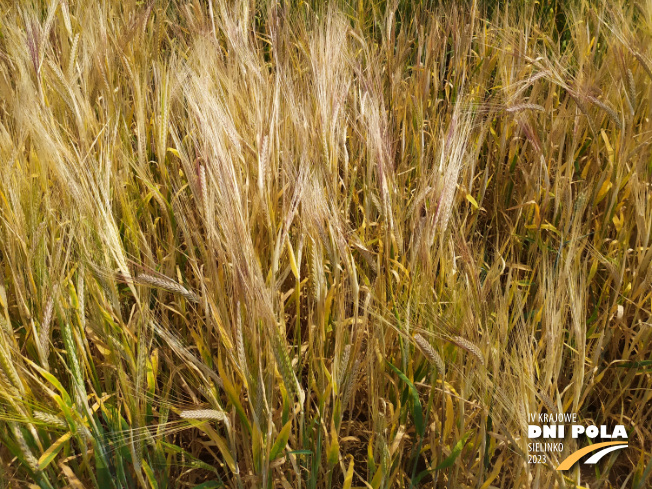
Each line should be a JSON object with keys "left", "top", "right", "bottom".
{"left": 0, "top": 1, "right": 650, "bottom": 488}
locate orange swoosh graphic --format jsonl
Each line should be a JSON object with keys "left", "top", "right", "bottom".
{"left": 556, "top": 441, "right": 628, "bottom": 470}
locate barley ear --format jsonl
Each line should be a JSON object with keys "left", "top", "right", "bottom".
{"left": 414, "top": 334, "right": 445, "bottom": 376}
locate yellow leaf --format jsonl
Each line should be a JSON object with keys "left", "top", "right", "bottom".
{"left": 595, "top": 180, "right": 612, "bottom": 204}
{"left": 212, "top": 431, "right": 237, "bottom": 474}
{"left": 270, "top": 420, "right": 293, "bottom": 461}
{"left": 38, "top": 432, "right": 72, "bottom": 470}
{"left": 562, "top": 396, "right": 574, "bottom": 413}
{"left": 185, "top": 418, "right": 237, "bottom": 474}
{"left": 142, "top": 459, "right": 158, "bottom": 489}
{"left": 147, "top": 349, "right": 158, "bottom": 392}
{"left": 465, "top": 193, "right": 479, "bottom": 209}
{"left": 587, "top": 36, "right": 595, "bottom": 54}
{"left": 370, "top": 464, "right": 384, "bottom": 489}
{"left": 539, "top": 221, "right": 558, "bottom": 233}
{"left": 367, "top": 436, "right": 375, "bottom": 474}
{"left": 252, "top": 422, "right": 263, "bottom": 472}
{"left": 217, "top": 356, "right": 251, "bottom": 435}
{"left": 534, "top": 307, "right": 543, "bottom": 324}
{"left": 287, "top": 240, "right": 299, "bottom": 280}
{"left": 526, "top": 201, "right": 541, "bottom": 226}
{"left": 444, "top": 395, "right": 454, "bottom": 440}
{"left": 209, "top": 303, "right": 233, "bottom": 350}
{"left": 343, "top": 455, "right": 355, "bottom": 489}
{"left": 588, "top": 259, "right": 599, "bottom": 282}
{"left": 613, "top": 210, "right": 624, "bottom": 232}
{"left": 600, "top": 129, "right": 614, "bottom": 162}
{"left": 327, "top": 426, "right": 340, "bottom": 466}
{"left": 479, "top": 453, "right": 503, "bottom": 489}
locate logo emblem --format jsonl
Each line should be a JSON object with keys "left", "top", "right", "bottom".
{"left": 556, "top": 441, "right": 628, "bottom": 470}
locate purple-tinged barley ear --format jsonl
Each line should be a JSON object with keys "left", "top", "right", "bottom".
{"left": 235, "top": 301, "right": 248, "bottom": 377}
{"left": 337, "top": 344, "right": 351, "bottom": 387}
{"left": 450, "top": 336, "right": 484, "bottom": 366}
{"left": 505, "top": 103, "right": 544, "bottom": 113}
{"left": 342, "top": 356, "right": 362, "bottom": 410}
{"left": 626, "top": 68, "right": 635, "bottom": 103}
{"left": 136, "top": 274, "right": 199, "bottom": 303}
{"left": 26, "top": 20, "right": 40, "bottom": 77}
{"left": 586, "top": 96, "right": 622, "bottom": 129}
{"left": 193, "top": 157, "right": 210, "bottom": 221}
{"left": 537, "top": 391, "right": 556, "bottom": 413}
{"left": 199, "top": 163, "right": 208, "bottom": 213}
{"left": 258, "top": 135, "right": 269, "bottom": 193}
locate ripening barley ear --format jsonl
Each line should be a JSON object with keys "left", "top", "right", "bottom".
{"left": 33, "top": 411, "right": 67, "bottom": 430}
{"left": 271, "top": 321, "right": 304, "bottom": 407}
{"left": 135, "top": 273, "right": 199, "bottom": 303}
{"left": 414, "top": 333, "right": 445, "bottom": 377}
{"left": 10, "top": 423, "right": 38, "bottom": 473}
{"left": 180, "top": 409, "right": 227, "bottom": 422}
{"left": 37, "top": 294, "right": 54, "bottom": 369}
